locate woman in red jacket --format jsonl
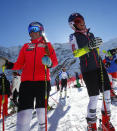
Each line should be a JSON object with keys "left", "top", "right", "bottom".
{"left": 5, "top": 22, "right": 58, "bottom": 131}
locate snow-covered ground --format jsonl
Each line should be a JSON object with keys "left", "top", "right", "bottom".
{"left": 0, "top": 80, "right": 117, "bottom": 131}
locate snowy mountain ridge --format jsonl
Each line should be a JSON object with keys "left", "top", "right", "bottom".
{"left": 0, "top": 38, "right": 117, "bottom": 84}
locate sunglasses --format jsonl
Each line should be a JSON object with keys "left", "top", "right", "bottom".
{"left": 28, "top": 26, "right": 41, "bottom": 34}
{"left": 74, "top": 18, "right": 84, "bottom": 24}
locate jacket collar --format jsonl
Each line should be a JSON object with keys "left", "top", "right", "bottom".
{"left": 31, "top": 37, "right": 44, "bottom": 44}
{"left": 75, "top": 28, "right": 90, "bottom": 35}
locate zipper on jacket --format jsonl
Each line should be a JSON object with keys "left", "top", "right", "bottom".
{"left": 33, "top": 44, "right": 37, "bottom": 80}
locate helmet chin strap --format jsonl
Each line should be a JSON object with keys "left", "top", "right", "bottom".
{"left": 73, "top": 24, "right": 87, "bottom": 31}
{"left": 73, "top": 24, "right": 79, "bottom": 31}
{"left": 74, "top": 25, "right": 89, "bottom": 35}
{"left": 76, "top": 29, "right": 89, "bottom": 36}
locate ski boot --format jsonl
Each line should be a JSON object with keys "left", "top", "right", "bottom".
{"left": 110, "top": 88, "right": 117, "bottom": 102}
{"left": 102, "top": 114, "right": 115, "bottom": 131}
{"left": 87, "top": 123, "right": 97, "bottom": 131}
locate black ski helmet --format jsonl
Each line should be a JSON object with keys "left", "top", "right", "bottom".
{"left": 68, "top": 13, "right": 84, "bottom": 30}
{"left": 28, "top": 22, "right": 44, "bottom": 35}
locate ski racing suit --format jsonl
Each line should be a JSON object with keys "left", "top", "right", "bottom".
{"left": 69, "top": 29, "right": 111, "bottom": 124}
{"left": 6, "top": 37, "right": 58, "bottom": 131}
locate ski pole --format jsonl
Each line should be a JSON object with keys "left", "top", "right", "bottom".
{"left": 42, "top": 35, "right": 50, "bottom": 131}
{"left": 50, "top": 95, "right": 69, "bottom": 107}
{"left": 44, "top": 65, "right": 48, "bottom": 131}
{"left": 99, "top": 57, "right": 110, "bottom": 129}
{"left": 2, "top": 66, "right": 5, "bottom": 131}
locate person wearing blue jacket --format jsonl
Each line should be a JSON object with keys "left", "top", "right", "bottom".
{"left": 103, "top": 54, "right": 117, "bottom": 101}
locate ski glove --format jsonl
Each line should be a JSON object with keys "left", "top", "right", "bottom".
{"left": 105, "top": 62, "right": 111, "bottom": 68}
{"left": 0, "top": 56, "right": 14, "bottom": 69}
{"left": 5, "top": 61, "right": 14, "bottom": 69}
{"left": 0, "top": 56, "right": 8, "bottom": 68}
{"left": 88, "top": 37, "right": 103, "bottom": 49}
{"left": 42, "top": 55, "right": 52, "bottom": 68}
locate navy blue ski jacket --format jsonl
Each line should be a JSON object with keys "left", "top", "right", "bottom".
{"left": 69, "top": 29, "right": 102, "bottom": 73}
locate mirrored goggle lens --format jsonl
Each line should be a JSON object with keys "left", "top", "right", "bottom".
{"left": 74, "top": 18, "right": 84, "bottom": 24}
{"left": 28, "top": 26, "right": 40, "bottom": 33}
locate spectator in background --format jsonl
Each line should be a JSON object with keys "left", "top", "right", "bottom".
{"left": 0, "top": 73, "right": 11, "bottom": 118}
{"left": 59, "top": 67, "right": 69, "bottom": 97}
{"left": 103, "top": 54, "right": 117, "bottom": 101}
{"left": 11, "top": 72, "right": 21, "bottom": 106}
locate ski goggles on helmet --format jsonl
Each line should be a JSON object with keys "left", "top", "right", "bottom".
{"left": 28, "top": 26, "right": 41, "bottom": 34}
{"left": 74, "top": 17, "right": 84, "bottom": 25}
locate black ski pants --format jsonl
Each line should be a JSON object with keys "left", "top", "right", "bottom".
{"left": 61, "top": 79, "right": 67, "bottom": 92}
{"left": 82, "top": 67, "right": 111, "bottom": 96}
{"left": 18, "top": 81, "right": 51, "bottom": 112}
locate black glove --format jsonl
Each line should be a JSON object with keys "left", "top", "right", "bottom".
{"left": 5, "top": 60, "right": 14, "bottom": 69}
{"left": 0, "top": 56, "right": 14, "bottom": 69}
{"left": 88, "top": 37, "right": 103, "bottom": 49}
{"left": 108, "top": 49, "right": 117, "bottom": 56}
{"left": 105, "top": 62, "right": 111, "bottom": 68}
{"left": 0, "top": 56, "right": 8, "bottom": 68}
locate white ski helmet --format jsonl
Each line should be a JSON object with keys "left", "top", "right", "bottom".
{"left": 68, "top": 13, "right": 84, "bottom": 31}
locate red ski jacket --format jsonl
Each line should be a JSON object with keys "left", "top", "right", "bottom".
{"left": 12, "top": 37, "right": 58, "bottom": 81}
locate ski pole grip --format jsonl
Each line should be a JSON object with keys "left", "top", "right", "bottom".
{"left": 2, "top": 65, "right": 5, "bottom": 72}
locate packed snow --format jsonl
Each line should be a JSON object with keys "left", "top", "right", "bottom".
{"left": 0, "top": 79, "right": 117, "bottom": 131}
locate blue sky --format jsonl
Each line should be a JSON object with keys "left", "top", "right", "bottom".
{"left": 0, "top": 0, "right": 117, "bottom": 47}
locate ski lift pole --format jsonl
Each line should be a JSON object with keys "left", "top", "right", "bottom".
{"left": 2, "top": 65, "right": 5, "bottom": 131}
{"left": 44, "top": 65, "right": 48, "bottom": 131}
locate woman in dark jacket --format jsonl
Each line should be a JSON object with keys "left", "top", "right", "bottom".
{"left": 68, "top": 13, "right": 115, "bottom": 131}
